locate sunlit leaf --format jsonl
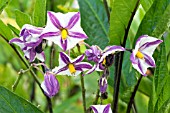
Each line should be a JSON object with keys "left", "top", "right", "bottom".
{"left": 7, "top": 24, "right": 20, "bottom": 37}
{"left": 0, "top": 19, "right": 13, "bottom": 40}
{"left": 15, "top": 10, "right": 32, "bottom": 28}
{"left": 109, "top": 0, "right": 138, "bottom": 45}
{"left": 33, "top": 0, "right": 46, "bottom": 27}
{"left": 78, "top": 0, "right": 109, "bottom": 49}
{"left": 0, "top": 0, "right": 9, "bottom": 14}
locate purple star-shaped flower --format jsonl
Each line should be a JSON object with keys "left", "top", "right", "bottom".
{"left": 41, "top": 11, "right": 88, "bottom": 51}
{"left": 41, "top": 71, "right": 60, "bottom": 98}
{"left": 85, "top": 45, "right": 125, "bottom": 75}
{"left": 9, "top": 24, "right": 45, "bottom": 62}
{"left": 130, "top": 35, "right": 163, "bottom": 76}
{"left": 53, "top": 52, "right": 92, "bottom": 76}
{"left": 91, "top": 104, "right": 112, "bottom": 113}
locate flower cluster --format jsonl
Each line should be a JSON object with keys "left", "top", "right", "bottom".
{"left": 10, "top": 10, "right": 162, "bottom": 112}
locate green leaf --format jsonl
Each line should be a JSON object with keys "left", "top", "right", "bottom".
{"left": 0, "top": 0, "right": 9, "bottom": 14}
{"left": 15, "top": 10, "right": 32, "bottom": 28}
{"left": 152, "top": 4, "right": 170, "bottom": 37}
{"left": 0, "top": 86, "right": 43, "bottom": 113}
{"left": 33, "top": 0, "right": 47, "bottom": 27}
{"left": 109, "top": 0, "right": 138, "bottom": 45}
{"left": 7, "top": 24, "right": 20, "bottom": 37}
{"left": 156, "top": 98, "right": 170, "bottom": 113}
{"left": 140, "top": 0, "right": 154, "bottom": 12}
{"left": 0, "top": 19, "right": 13, "bottom": 40}
{"left": 78, "top": 0, "right": 109, "bottom": 49}
{"left": 149, "top": 40, "right": 170, "bottom": 113}
{"left": 134, "top": 0, "right": 170, "bottom": 45}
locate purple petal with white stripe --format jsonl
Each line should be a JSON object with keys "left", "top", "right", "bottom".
{"left": 56, "top": 65, "right": 68, "bottom": 74}
{"left": 143, "top": 53, "right": 155, "bottom": 67}
{"left": 29, "top": 48, "right": 36, "bottom": 62}
{"left": 74, "top": 63, "right": 92, "bottom": 70}
{"left": 137, "top": 60, "right": 146, "bottom": 76}
{"left": 48, "top": 11, "right": 62, "bottom": 29}
{"left": 73, "top": 54, "right": 85, "bottom": 64}
{"left": 41, "top": 31, "right": 60, "bottom": 39}
{"left": 9, "top": 38, "right": 23, "bottom": 44}
{"left": 103, "top": 104, "right": 111, "bottom": 113}
{"left": 42, "top": 72, "right": 60, "bottom": 98}
{"left": 66, "top": 12, "right": 80, "bottom": 29}
{"left": 60, "top": 38, "right": 67, "bottom": 51}
{"left": 99, "top": 76, "right": 107, "bottom": 94}
{"left": 59, "top": 52, "right": 70, "bottom": 64}
{"left": 91, "top": 106, "right": 98, "bottom": 113}
{"left": 69, "top": 31, "right": 88, "bottom": 39}
{"left": 140, "top": 40, "right": 163, "bottom": 51}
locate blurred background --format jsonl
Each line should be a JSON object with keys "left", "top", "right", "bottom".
{"left": 0, "top": 0, "right": 166, "bottom": 113}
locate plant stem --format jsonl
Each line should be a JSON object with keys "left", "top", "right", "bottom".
{"left": 80, "top": 73, "right": 86, "bottom": 113}
{"left": 126, "top": 75, "right": 142, "bottom": 113}
{"left": 50, "top": 43, "right": 55, "bottom": 69}
{"left": 103, "top": 0, "right": 110, "bottom": 22}
{"left": 93, "top": 89, "right": 100, "bottom": 105}
{"left": 112, "top": 0, "right": 140, "bottom": 112}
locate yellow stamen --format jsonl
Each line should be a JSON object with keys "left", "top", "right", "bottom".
{"left": 136, "top": 51, "right": 144, "bottom": 59}
{"left": 68, "top": 63, "right": 76, "bottom": 74}
{"left": 61, "top": 29, "right": 68, "bottom": 40}
{"left": 102, "top": 58, "right": 106, "bottom": 66}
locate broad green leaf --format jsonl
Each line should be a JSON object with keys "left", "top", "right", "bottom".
{"left": 78, "top": 0, "right": 109, "bottom": 49}
{"left": 15, "top": 10, "right": 32, "bottom": 28}
{"left": 0, "top": 86, "right": 43, "bottom": 113}
{"left": 109, "top": 0, "right": 138, "bottom": 45}
{"left": 33, "top": 0, "right": 46, "bottom": 27}
{"left": 156, "top": 98, "right": 170, "bottom": 113}
{"left": 149, "top": 40, "right": 170, "bottom": 113}
{"left": 7, "top": 24, "right": 20, "bottom": 37}
{"left": 0, "top": 0, "right": 9, "bottom": 14}
{"left": 0, "top": 19, "right": 13, "bottom": 40}
{"left": 152, "top": 4, "right": 170, "bottom": 37}
{"left": 140, "top": 0, "right": 154, "bottom": 12}
{"left": 134, "top": 0, "right": 170, "bottom": 45}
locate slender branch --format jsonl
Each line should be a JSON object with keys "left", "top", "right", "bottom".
{"left": 93, "top": 89, "right": 100, "bottom": 104}
{"left": 80, "top": 73, "right": 86, "bottom": 113}
{"left": 112, "top": 0, "right": 140, "bottom": 112}
{"left": 50, "top": 43, "right": 55, "bottom": 69}
{"left": 103, "top": 0, "right": 110, "bottom": 22}
{"left": 126, "top": 75, "right": 142, "bottom": 113}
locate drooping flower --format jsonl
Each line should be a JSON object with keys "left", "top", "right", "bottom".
{"left": 41, "top": 71, "right": 60, "bottom": 98}
{"left": 41, "top": 11, "right": 88, "bottom": 51}
{"left": 130, "top": 35, "right": 163, "bottom": 76}
{"left": 85, "top": 45, "right": 125, "bottom": 75}
{"left": 91, "top": 104, "right": 112, "bottom": 113}
{"left": 9, "top": 24, "right": 45, "bottom": 62}
{"left": 53, "top": 52, "right": 92, "bottom": 76}
{"left": 99, "top": 76, "right": 108, "bottom": 94}
{"left": 85, "top": 45, "right": 102, "bottom": 63}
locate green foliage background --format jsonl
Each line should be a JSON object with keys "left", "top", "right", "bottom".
{"left": 0, "top": 0, "right": 170, "bottom": 113}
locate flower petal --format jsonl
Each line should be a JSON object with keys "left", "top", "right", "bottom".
{"left": 9, "top": 38, "right": 24, "bottom": 49}
{"left": 99, "top": 45, "right": 125, "bottom": 63}
{"left": 143, "top": 53, "right": 155, "bottom": 67}
{"left": 68, "top": 31, "right": 88, "bottom": 39}
{"left": 56, "top": 65, "right": 68, "bottom": 74}
{"left": 60, "top": 38, "right": 67, "bottom": 51}
{"left": 72, "top": 54, "right": 85, "bottom": 64}
{"left": 48, "top": 11, "right": 62, "bottom": 29}
{"left": 131, "top": 59, "right": 147, "bottom": 76}
{"left": 103, "top": 104, "right": 112, "bottom": 113}
{"left": 66, "top": 12, "right": 80, "bottom": 29}
{"left": 140, "top": 39, "right": 163, "bottom": 55}
{"left": 36, "top": 52, "right": 45, "bottom": 62}
{"left": 41, "top": 32, "right": 61, "bottom": 39}
{"left": 91, "top": 106, "right": 98, "bottom": 113}
{"left": 85, "top": 64, "right": 98, "bottom": 75}
{"left": 29, "top": 48, "right": 36, "bottom": 62}
{"left": 74, "top": 62, "right": 92, "bottom": 71}
{"left": 59, "top": 52, "right": 71, "bottom": 65}
{"left": 130, "top": 50, "right": 138, "bottom": 64}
